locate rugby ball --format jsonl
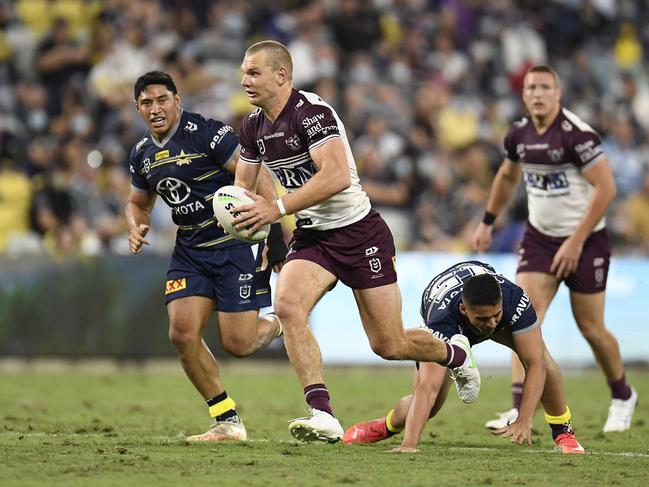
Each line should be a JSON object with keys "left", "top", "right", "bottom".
{"left": 213, "top": 185, "right": 270, "bottom": 243}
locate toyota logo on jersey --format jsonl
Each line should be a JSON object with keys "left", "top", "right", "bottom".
{"left": 156, "top": 177, "right": 191, "bottom": 205}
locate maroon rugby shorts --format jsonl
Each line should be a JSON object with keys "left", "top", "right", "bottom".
{"left": 285, "top": 209, "right": 398, "bottom": 289}
{"left": 516, "top": 222, "right": 610, "bottom": 293}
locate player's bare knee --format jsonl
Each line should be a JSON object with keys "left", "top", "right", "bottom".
{"left": 370, "top": 339, "right": 404, "bottom": 361}
{"left": 221, "top": 335, "right": 254, "bottom": 358}
{"left": 577, "top": 322, "right": 605, "bottom": 344}
{"left": 168, "top": 322, "right": 201, "bottom": 350}
{"left": 274, "top": 296, "right": 306, "bottom": 329}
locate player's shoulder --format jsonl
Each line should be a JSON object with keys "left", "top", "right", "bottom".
{"left": 241, "top": 107, "right": 264, "bottom": 132}
{"left": 182, "top": 110, "right": 228, "bottom": 133}
{"left": 501, "top": 278, "right": 529, "bottom": 309}
{"left": 295, "top": 89, "right": 335, "bottom": 114}
{"left": 244, "top": 107, "right": 263, "bottom": 121}
{"left": 558, "top": 107, "right": 600, "bottom": 136}
{"left": 505, "top": 115, "right": 530, "bottom": 140}
{"left": 130, "top": 134, "right": 151, "bottom": 161}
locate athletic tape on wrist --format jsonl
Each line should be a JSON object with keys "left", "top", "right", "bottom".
{"left": 276, "top": 198, "right": 287, "bottom": 216}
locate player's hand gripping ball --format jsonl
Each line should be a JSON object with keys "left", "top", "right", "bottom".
{"left": 213, "top": 185, "right": 270, "bottom": 243}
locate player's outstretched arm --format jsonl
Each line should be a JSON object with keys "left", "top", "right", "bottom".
{"left": 390, "top": 362, "right": 447, "bottom": 453}
{"left": 472, "top": 159, "right": 522, "bottom": 252}
{"left": 125, "top": 187, "right": 155, "bottom": 254}
{"left": 492, "top": 327, "right": 546, "bottom": 445}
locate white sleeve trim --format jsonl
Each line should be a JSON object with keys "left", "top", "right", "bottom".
{"left": 308, "top": 133, "right": 340, "bottom": 151}
{"left": 581, "top": 152, "right": 606, "bottom": 173}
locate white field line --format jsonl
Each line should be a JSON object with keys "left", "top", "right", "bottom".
{"left": 3, "top": 432, "right": 648, "bottom": 458}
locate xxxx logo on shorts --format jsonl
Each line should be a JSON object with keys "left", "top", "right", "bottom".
{"left": 165, "top": 278, "right": 187, "bottom": 294}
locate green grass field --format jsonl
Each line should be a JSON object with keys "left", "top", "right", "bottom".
{"left": 1, "top": 362, "right": 647, "bottom": 487}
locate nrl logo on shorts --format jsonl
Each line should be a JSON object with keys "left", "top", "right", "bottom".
{"left": 368, "top": 257, "right": 382, "bottom": 273}
{"left": 239, "top": 285, "right": 251, "bottom": 299}
{"left": 285, "top": 134, "right": 302, "bottom": 151}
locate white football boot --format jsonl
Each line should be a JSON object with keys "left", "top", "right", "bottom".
{"left": 603, "top": 387, "right": 638, "bottom": 432}
{"left": 288, "top": 408, "right": 344, "bottom": 443}
{"left": 485, "top": 408, "right": 519, "bottom": 430}
{"left": 186, "top": 418, "right": 247, "bottom": 442}
{"left": 448, "top": 334, "right": 481, "bottom": 403}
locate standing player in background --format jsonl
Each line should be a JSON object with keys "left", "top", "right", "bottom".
{"left": 472, "top": 65, "right": 637, "bottom": 432}
{"left": 231, "top": 40, "right": 480, "bottom": 443}
{"left": 126, "top": 71, "right": 287, "bottom": 442}
{"left": 343, "top": 261, "right": 585, "bottom": 454}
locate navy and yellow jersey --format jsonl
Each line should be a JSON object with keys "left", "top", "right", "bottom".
{"left": 129, "top": 110, "right": 243, "bottom": 249}
{"left": 420, "top": 261, "right": 539, "bottom": 346}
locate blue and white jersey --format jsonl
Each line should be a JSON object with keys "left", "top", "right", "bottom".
{"left": 129, "top": 110, "right": 244, "bottom": 249}
{"left": 420, "top": 261, "right": 538, "bottom": 346}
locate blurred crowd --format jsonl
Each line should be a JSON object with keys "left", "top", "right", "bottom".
{"left": 1, "top": 0, "right": 649, "bottom": 256}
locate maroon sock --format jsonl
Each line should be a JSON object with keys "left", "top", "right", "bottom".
{"left": 512, "top": 382, "right": 523, "bottom": 410}
{"left": 443, "top": 342, "right": 467, "bottom": 369}
{"left": 608, "top": 374, "right": 632, "bottom": 400}
{"left": 304, "top": 383, "right": 333, "bottom": 416}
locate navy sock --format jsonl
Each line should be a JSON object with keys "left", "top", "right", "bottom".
{"left": 550, "top": 422, "right": 573, "bottom": 440}
{"left": 304, "top": 383, "right": 333, "bottom": 416}
{"left": 207, "top": 391, "right": 238, "bottom": 422}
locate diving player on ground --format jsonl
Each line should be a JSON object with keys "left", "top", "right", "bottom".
{"left": 343, "top": 261, "right": 585, "bottom": 454}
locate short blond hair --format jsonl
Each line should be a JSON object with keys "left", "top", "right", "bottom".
{"left": 525, "top": 65, "right": 560, "bottom": 86}
{"left": 245, "top": 40, "right": 293, "bottom": 81}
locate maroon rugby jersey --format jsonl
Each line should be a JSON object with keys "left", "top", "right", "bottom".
{"left": 239, "top": 89, "right": 370, "bottom": 230}
{"left": 503, "top": 107, "right": 606, "bottom": 237}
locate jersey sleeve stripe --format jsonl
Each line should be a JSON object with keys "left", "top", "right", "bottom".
{"left": 240, "top": 154, "right": 261, "bottom": 164}
{"left": 580, "top": 152, "right": 606, "bottom": 172}
{"left": 308, "top": 133, "right": 341, "bottom": 151}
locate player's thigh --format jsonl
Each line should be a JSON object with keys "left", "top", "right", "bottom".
{"left": 167, "top": 295, "right": 215, "bottom": 338}
{"left": 569, "top": 290, "right": 606, "bottom": 333}
{"left": 516, "top": 272, "right": 559, "bottom": 322}
{"left": 274, "top": 258, "right": 337, "bottom": 320}
{"left": 352, "top": 282, "right": 404, "bottom": 343}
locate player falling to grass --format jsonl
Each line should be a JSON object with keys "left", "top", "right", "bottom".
{"left": 229, "top": 40, "right": 480, "bottom": 443}
{"left": 473, "top": 65, "right": 637, "bottom": 433}
{"left": 125, "top": 71, "right": 287, "bottom": 442}
{"left": 344, "top": 261, "right": 585, "bottom": 454}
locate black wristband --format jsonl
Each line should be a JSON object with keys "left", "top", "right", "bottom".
{"left": 482, "top": 211, "right": 496, "bottom": 225}
{"left": 266, "top": 223, "right": 288, "bottom": 268}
